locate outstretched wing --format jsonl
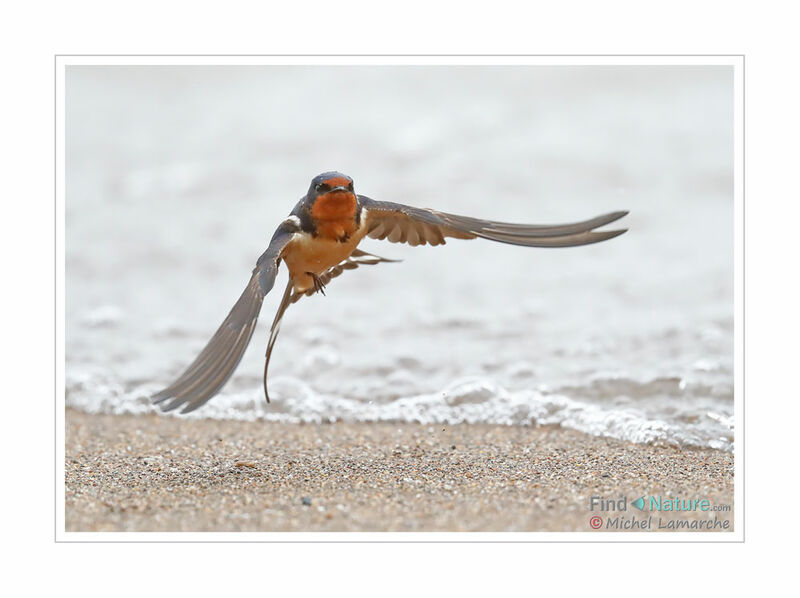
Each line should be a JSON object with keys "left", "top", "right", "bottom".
{"left": 152, "top": 222, "right": 297, "bottom": 413}
{"left": 359, "top": 195, "right": 628, "bottom": 248}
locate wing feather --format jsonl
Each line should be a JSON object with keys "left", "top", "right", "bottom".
{"left": 359, "top": 195, "right": 627, "bottom": 248}
{"left": 152, "top": 223, "right": 296, "bottom": 413}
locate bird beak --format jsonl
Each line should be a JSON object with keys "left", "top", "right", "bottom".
{"left": 329, "top": 186, "right": 350, "bottom": 193}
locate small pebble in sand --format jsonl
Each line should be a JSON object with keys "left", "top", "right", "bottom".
{"left": 302, "top": 497, "right": 312, "bottom": 506}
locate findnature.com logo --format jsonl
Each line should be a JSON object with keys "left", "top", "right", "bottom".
{"left": 587, "top": 495, "right": 732, "bottom": 531}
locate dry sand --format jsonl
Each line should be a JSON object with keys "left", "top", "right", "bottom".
{"left": 65, "top": 409, "right": 734, "bottom": 533}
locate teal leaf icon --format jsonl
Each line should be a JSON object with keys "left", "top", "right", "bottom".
{"left": 632, "top": 496, "right": 646, "bottom": 511}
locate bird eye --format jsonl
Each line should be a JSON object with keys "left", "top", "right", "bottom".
{"left": 347, "top": 182, "right": 354, "bottom": 191}
{"left": 315, "top": 183, "right": 329, "bottom": 193}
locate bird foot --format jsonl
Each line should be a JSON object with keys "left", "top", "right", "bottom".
{"left": 306, "top": 272, "right": 326, "bottom": 295}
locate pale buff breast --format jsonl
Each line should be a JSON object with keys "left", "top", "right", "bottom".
{"left": 282, "top": 226, "right": 367, "bottom": 293}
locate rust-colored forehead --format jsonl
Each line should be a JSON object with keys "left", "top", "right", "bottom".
{"left": 322, "top": 176, "right": 352, "bottom": 188}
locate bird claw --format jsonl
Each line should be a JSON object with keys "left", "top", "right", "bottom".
{"left": 307, "top": 272, "right": 326, "bottom": 295}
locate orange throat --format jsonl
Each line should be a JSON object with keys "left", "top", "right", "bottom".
{"left": 311, "top": 191, "right": 358, "bottom": 240}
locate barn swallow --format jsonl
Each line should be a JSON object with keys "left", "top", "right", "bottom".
{"left": 152, "top": 171, "right": 628, "bottom": 413}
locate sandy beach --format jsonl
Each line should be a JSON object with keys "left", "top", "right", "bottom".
{"left": 65, "top": 409, "right": 733, "bottom": 533}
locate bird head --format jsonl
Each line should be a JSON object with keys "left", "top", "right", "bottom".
{"left": 308, "top": 171, "right": 355, "bottom": 199}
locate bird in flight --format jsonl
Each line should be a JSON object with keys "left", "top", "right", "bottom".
{"left": 153, "top": 171, "right": 627, "bottom": 413}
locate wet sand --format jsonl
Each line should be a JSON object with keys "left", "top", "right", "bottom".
{"left": 64, "top": 409, "right": 734, "bottom": 532}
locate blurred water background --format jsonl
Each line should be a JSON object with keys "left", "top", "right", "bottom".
{"left": 65, "top": 65, "right": 733, "bottom": 450}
